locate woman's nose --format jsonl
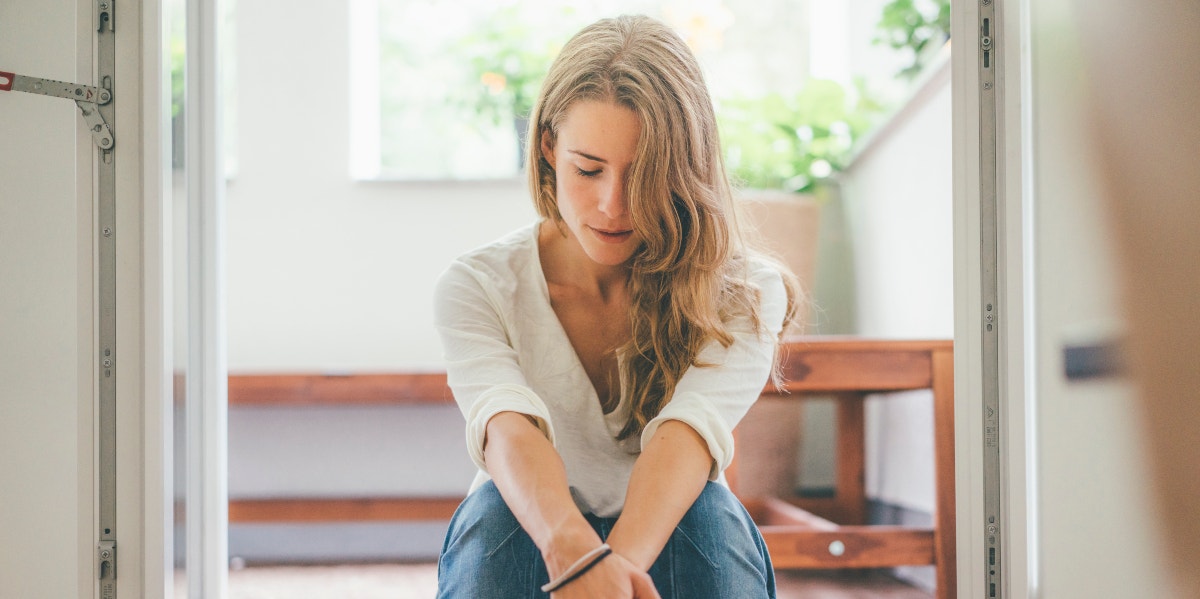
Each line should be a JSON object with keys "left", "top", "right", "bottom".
{"left": 599, "top": 179, "right": 628, "bottom": 217}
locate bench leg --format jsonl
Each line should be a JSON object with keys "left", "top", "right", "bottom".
{"left": 932, "top": 348, "right": 957, "bottom": 599}
{"left": 834, "top": 393, "right": 867, "bottom": 525}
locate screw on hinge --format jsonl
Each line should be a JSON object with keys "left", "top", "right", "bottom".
{"left": 97, "top": 541, "right": 116, "bottom": 580}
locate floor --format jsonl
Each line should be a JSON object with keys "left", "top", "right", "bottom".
{"left": 203, "top": 563, "right": 932, "bottom": 599}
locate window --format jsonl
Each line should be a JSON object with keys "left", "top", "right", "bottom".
{"left": 349, "top": 0, "right": 933, "bottom": 183}
{"left": 352, "top": 0, "right": 661, "bottom": 180}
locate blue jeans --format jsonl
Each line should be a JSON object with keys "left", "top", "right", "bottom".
{"left": 436, "top": 481, "right": 776, "bottom": 598}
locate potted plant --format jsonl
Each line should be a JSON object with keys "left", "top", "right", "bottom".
{"left": 717, "top": 79, "right": 881, "bottom": 331}
{"left": 716, "top": 79, "right": 882, "bottom": 499}
{"left": 717, "top": 1, "right": 943, "bottom": 503}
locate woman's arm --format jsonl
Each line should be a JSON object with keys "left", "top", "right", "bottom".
{"left": 435, "top": 261, "right": 558, "bottom": 471}
{"left": 483, "top": 411, "right": 598, "bottom": 564}
{"left": 484, "top": 412, "right": 660, "bottom": 598}
{"left": 608, "top": 262, "right": 789, "bottom": 568}
{"left": 605, "top": 420, "right": 713, "bottom": 570}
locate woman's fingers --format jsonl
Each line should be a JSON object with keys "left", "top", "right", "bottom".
{"left": 552, "top": 552, "right": 658, "bottom": 599}
{"left": 630, "top": 570, "right": 661, "bottom": 599}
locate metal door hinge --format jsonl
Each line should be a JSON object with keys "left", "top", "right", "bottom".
{"left": 0, "top": 71, "right": 115, "bottom": 149}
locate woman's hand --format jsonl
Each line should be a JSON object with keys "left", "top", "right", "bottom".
{"left": 551, "top": 552, "right": 660, "bottom": 599}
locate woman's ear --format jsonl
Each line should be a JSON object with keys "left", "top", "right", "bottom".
{"left": 540, "top": 129, "right": 556, "bottom": 170}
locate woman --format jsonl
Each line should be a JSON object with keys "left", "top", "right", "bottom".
{"left": 434, "top": 15, "right": 799, "bottom": 598}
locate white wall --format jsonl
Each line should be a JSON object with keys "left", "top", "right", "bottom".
{"left": 225, "top": 0, "right": 533, "bottom": 511}
{"left": 0, "top": 1, "right": 92, "bottom": 596}
{"left": 838, "top": 55, "right": 954, "bottom": 514}
{"left": 227, "top": 0, "right": 536, "bottom": 373}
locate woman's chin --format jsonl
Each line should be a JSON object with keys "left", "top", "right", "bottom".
{"left": 583, "top": 245, "right": 636, "bottom": 267}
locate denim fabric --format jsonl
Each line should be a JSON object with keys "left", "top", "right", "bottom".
{"left": 437, "top": 481, "right": 776, "bottom": 598}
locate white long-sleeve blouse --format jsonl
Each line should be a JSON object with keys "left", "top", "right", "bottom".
{"left": 433, "top": 222, "right": 788, "bottom": 517}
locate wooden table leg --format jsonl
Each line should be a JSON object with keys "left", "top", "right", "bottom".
{"left": 932, "top": 348, "right": 957, "bottom": 599}
{"left": 835, "top": 392, "right": 867, "bottom": 525}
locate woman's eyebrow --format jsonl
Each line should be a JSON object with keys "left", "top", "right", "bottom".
{"left": 568, "top": 149, "right": 607, "bottom": 163}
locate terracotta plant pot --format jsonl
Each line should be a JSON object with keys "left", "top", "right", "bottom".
{"left": 733, "top": 190, "right": 822, "bottom": 499}
{"left": 737, "top": 190, "right": 821, "bottom": 334}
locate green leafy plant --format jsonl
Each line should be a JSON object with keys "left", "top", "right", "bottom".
{"left": 444, "top": 5, "right": 589, "bottom": 168}
{"left": 452, "top": 5, "right": 580, "bottom": 125}
{"left": 875, "top": 0, "right": 952, "bottom": 80}
{"left": 718, "top": 79, "right": 883, "bottom": 194}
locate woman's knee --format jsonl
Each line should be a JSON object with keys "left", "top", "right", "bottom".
{"left": 442, "top": 481, "right": 522, "bottom": 555}
{"left": 660, "top": 482, "right": 774, "bottom": 597}
{"left": 678, "top": 482, "right": 757, "bottom": 537}
{"left": 438, "top": 481, "right": 546, "bottom": 597}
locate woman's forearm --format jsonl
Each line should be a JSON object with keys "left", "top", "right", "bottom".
{"left": 482, "top": 412, "right": 603, "bottom": 570}
{"left": 606, "top": 420, "right": 713, "bottom": 570}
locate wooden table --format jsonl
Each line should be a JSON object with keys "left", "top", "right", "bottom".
{"left": 728, "top": 337, "right": 956, "bottom": 599}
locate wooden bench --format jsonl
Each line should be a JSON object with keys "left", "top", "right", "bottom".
{"left": 228, "top": 337, "right": 955, "bottom": 599}
{"left": 226, "top": 372, "right": 463, "bottom": 523}
{"left": 729, "top": 337, "right": 956, "bottom": 599}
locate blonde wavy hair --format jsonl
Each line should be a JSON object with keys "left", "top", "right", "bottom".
{"left": 527, "top": 15, "right": 801, "bottom": 440}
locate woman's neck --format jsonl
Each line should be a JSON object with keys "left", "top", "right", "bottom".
{"left": 538, "top": 220, "right": 629, "bottom": 302}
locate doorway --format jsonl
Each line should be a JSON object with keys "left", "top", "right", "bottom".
{"left": 199, "top": 1, "right": 956, "bottom": 596}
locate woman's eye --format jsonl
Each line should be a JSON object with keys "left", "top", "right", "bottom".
{"left": 575, "top": 167, "right": 601, "bottom": 178}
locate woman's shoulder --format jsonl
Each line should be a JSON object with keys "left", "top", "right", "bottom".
{"left": 727, "top": 252, "right": 791, "bottom": 332}
{"left": 453, "top": 222, "right": 539, "bottom": 269}
{"left": 435, "top": 222, "right": 540, "bottom": 301}
{"left": 440, "top": 222, "right": 539, "bottom": 282}
{"left": 739, "top": 252, "right": 787, "bottom": 296}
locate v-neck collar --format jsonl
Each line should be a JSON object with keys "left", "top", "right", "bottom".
{"left": 528, "top": 222, "right": 629, "bottom": 429}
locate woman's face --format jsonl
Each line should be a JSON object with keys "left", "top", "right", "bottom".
{"left": 542, "top": 100, "right": 642, "bottom": 267}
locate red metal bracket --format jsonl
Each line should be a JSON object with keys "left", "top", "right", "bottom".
{"left": 0, "top": 71, "right": 15, "bottom": 91}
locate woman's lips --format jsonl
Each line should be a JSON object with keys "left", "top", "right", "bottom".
{"left": 589, "top": 226, "right": 634, "bottom": 244}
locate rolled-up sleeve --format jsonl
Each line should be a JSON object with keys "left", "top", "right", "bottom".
{"left": 640, "top": 263, "right": 788, "bottom": 480}
{"left": 433, "top": 260, "right": 555, "bottom": 472}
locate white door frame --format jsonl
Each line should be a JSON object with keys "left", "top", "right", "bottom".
{"left": 951, "top": 0, "right": 1037, "bottom": 597}
{"left": 182, "top": 0, "right": 230, "bottom": 595}
{"left": 97, "top": 0, "right": 173, "bottom": 596}
{"left": 141, "top": 0, "right": 173, "bottom": 594}
{"left": 102, "top": 0, "right": 170, "bottom": 596}
{"left": 136, "top": 0, "right": 229, "bottom": 596}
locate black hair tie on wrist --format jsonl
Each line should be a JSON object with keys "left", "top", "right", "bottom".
{"left": 540, "top": 544, "right": 614, "bottom": 593}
